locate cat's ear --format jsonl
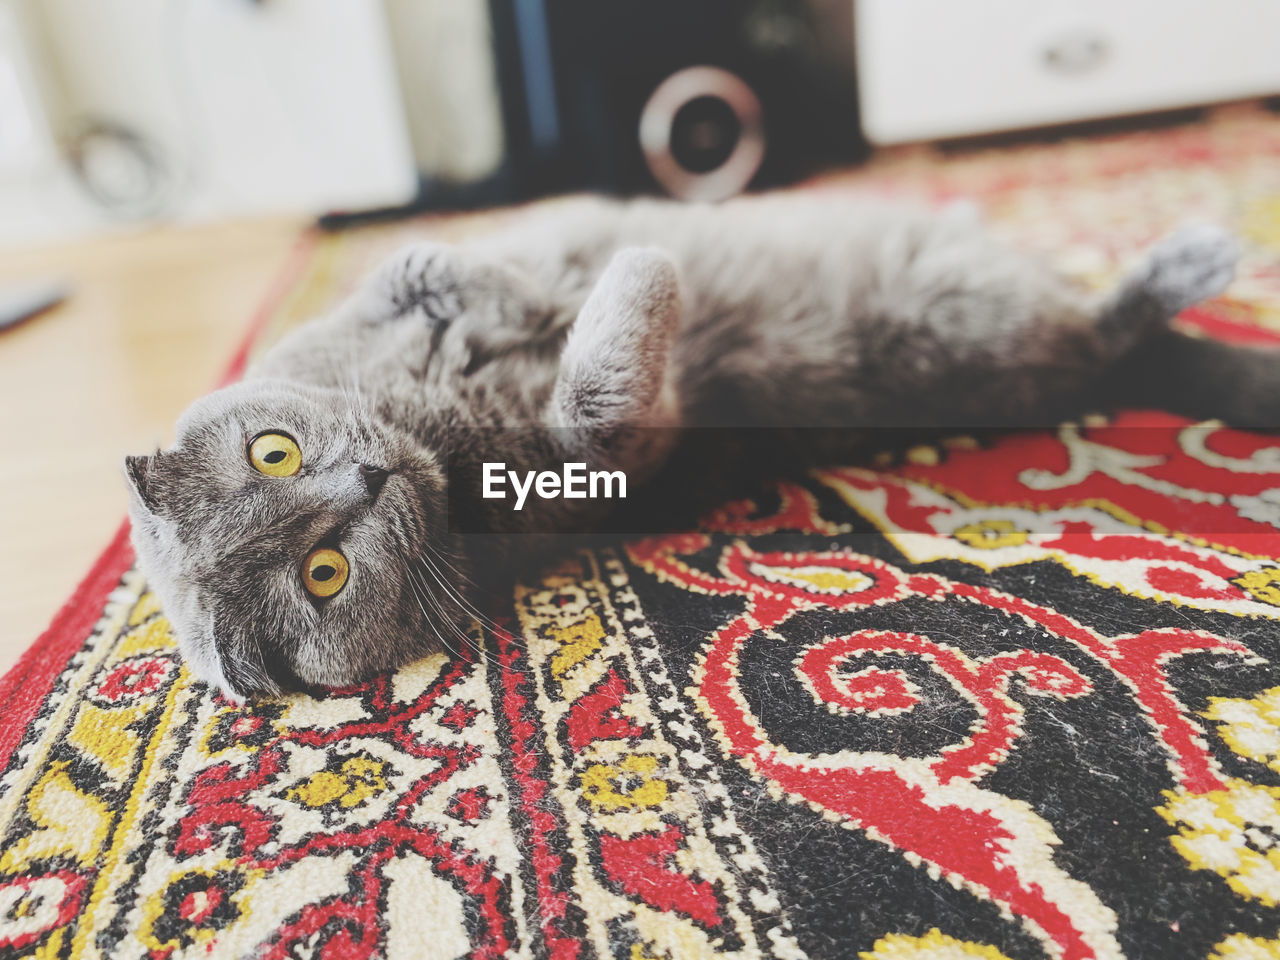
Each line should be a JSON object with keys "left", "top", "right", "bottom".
{"left": 124, "top": 453, "right": 163, "bottom": 514}
{"left": 214, "top": 628, "right": 279, "bottom": 701}
{"left": 550, "top": 247, "right": 681, "bottom": 441}
{"left": 209, "top": 611, "right": 282, "bottom": 701}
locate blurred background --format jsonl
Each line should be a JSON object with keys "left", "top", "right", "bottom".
{"left": 3, "top": 0, "right": 1280, "bottom": 667}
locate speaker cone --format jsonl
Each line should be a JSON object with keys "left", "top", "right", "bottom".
{"left": 639, "top": 66, "right": 765, "bottom": 202}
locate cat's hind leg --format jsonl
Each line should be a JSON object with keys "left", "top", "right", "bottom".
{"left": 1097, "top": 225, "right": 1280, "bottom": 426}
{"left": 1095, "top": 223, "right": 1238, "bottom": 350}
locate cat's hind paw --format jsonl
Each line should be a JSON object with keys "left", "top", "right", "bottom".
{"left": 1141, "top": 222, "right": 1239, "bottom": 315}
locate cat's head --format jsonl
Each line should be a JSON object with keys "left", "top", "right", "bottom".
{"left": 125, "top": 237, "right": 683, "bottom": 702}
{"left": 124, "top": 377, "right": 462, "bottom": 701}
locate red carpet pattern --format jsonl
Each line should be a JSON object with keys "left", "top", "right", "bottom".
{"left": 3, "top": 105, "right": 1280, "bottom": 958}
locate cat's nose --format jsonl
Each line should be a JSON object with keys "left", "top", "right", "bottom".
{"left": 358, "top": 463, "right": 390, "bottom": 499}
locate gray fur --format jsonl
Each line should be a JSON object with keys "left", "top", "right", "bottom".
{"left": 124, "top": 196, "right": 1255, "bottom": 700}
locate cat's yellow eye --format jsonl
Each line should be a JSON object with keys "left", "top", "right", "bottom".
{"left": 302, "top": 547, "right": 348, "bottom": 599}
{"left": 249, "top": 432, "right": 302, "bottom": 477}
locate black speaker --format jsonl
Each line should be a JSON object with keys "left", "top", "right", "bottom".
{"left": 489, "top": 0, "right": 866, "bottom": 202}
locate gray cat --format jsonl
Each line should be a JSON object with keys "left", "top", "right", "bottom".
{"left": 124, "top": 196, "right": 1260, "bottom": 701}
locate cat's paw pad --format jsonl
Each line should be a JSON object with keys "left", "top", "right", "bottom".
{"left": 1143, "top": 223, "right": 1239, "bottom": 313}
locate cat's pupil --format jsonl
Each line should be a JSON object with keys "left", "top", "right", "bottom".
{"left": 264, "top": 450, "right": 286, "bottom": 464}
{"left": 312, "top": 565, "right": 335, "bottom": 582}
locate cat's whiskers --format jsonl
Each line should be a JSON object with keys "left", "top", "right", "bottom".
{"left": 410, "top": 560, "right": 485, "bottom": 655}
{"left": 414, "top": 570, "right": 494, "bottom": 668}
{"left": 410, "top": 555, "right": 500, "bottom": 666}
{"left": 403, "top": 570, "right": 468, "bottom": 663}
{"left": 402, "top": 559, "right": 461, "bottom": 652}
{"left": 387, "top": 505, "right": 495, "bottom": 666}
{"left": 419, "top": 545, "right": 507, "bottom": 638}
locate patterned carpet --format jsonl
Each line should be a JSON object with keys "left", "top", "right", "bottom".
{"left": 4, "top": 104, "right": 1280, "bottom": 960}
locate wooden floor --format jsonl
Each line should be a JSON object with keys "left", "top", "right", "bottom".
{"left": 0, "top": 217, "right": 304, "bottom": 675}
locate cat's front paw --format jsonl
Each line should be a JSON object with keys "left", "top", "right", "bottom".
{"left": 370, "top": 243, "right": 465, "bottom": 324}
{"left": 1143, "top": 222, "right": 1239, "bottom": 314}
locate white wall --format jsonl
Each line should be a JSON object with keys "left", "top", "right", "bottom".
{"left": 383, "top": 0, "right": 504, "bottom": 184}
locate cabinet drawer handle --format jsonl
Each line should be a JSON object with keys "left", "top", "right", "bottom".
{"left": 1042, "top": 30, "right": 1110, "bottom": 74}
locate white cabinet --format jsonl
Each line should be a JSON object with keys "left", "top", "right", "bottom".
{"left": 2, "top": 0, "right": 418, "bottom": 245}
{"left": 856, "top": 1, "right": 1280, "bottom": 144}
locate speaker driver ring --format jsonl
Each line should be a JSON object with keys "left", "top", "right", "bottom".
{"left": 639, "top": 66, "right": 765, "bottom": 202}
